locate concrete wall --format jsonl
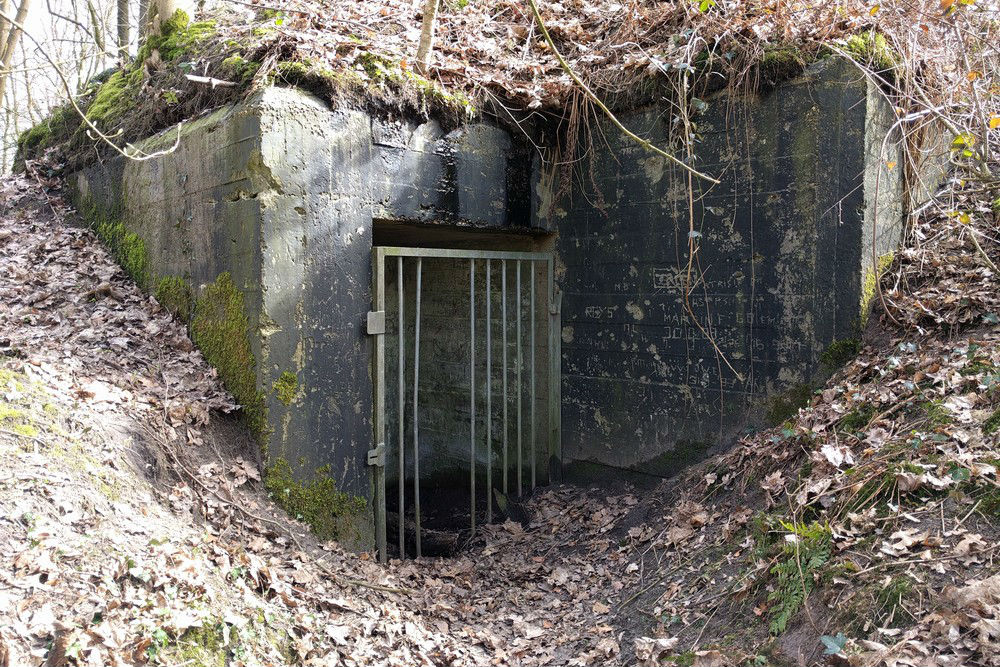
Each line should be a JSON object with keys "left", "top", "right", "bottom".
{"left": 536, "top": 57, "right": 903, "bottom": 479}
{"left": 71, "top": 87, "right": 529, "bottom": 546}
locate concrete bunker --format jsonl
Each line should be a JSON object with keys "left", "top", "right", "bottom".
{"left": 68, "top": 55, "right": 904, "bottom": 559}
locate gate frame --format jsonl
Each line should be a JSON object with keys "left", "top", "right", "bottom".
{"left": 369, "top": 246, "right": 561, "bottom": 562}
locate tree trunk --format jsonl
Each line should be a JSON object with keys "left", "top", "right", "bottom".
{"left": 0, "top": 0, "right": 11, "bottom": 61}
{"left": 150, "top": 0, "right": 194, "bottom": 33}
{"left": 138, "top": 0, "right": 149, "bottom": 40}
{"left": 117, "top": 0, "right": 129, "bottom": 58}
{"left": 0, "top": 0, "right": 32, "bottom": 108}
{"left": 414, "top": 0, "right": 439, "bottom": 76}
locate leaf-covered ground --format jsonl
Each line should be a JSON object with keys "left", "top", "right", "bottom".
{"left": 2, "top": 169, "right": 1000, "bottom": 667}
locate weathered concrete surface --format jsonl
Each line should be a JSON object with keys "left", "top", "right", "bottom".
{"left": 70, "top": 87, "right": 529, "bottom": 545}
{"left": 537, "top": 57, "right": 904, "bottom": 479}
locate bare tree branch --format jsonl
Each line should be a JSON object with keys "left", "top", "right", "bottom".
{"left": 414, "top": 0, "right": 438, "bottom": 76}
{"left": 117, "top": 0, "right": 129, "bottom": 59}
{"left": 0, "top": 5, "right": 183, "bottom": 163}
{"left": 0, "top": 0, "right": 32, "bottom": 105}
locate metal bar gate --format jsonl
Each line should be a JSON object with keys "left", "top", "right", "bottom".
{"left": 369, "top": 246, "right": 562, "bottom": 562}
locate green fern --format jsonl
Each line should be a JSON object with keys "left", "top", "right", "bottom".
{"left": 767, "top": 521, "right": 832, "bottom": 634}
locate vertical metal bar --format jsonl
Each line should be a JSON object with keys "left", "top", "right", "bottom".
{"left": 469, "top": 259, "right": 476, "bottom": 534}
{"left": 372, "top": 248, "right": 387, "bottom": 562}
{"left": 547, "top": 258, "right": 561, "bottom": 483}
{"left": 501, "top": 260, "right": 508, "bottom": 496}
{"left": 530, "top": 261, "right": 536, "bottom": 490}
{"left": 516, "top": 261, "right": 522, "bottom": 497}
{"left": 397, "top": 256, "right": 405, "bottom": 559}
{"left": 485, "top": 259, "right": 493, "bottom": 523}
{"left": 413, "top": 258, "right": 423, "bottom": 557}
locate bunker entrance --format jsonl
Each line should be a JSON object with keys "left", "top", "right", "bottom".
{"left": 370, "top": 226, "right": 561, "bottom": 560}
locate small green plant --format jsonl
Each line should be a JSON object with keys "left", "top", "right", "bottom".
{"left": 768, "top": 521, "right": 832, "bottom": 634}
{"left": 842, "top": 30, "right": 899, "bottom": 73}
{"left": 821, "top": 633, "right": 848, "bottom": 656}
{"left": 873, "top": 576, "right": 914, "bottom": 628}
{"left": 147, "top": 627, "right": 170, "bottom": 661}
{"left": 839, "top": 403, "right": 875, "bottom": 433}
{"left": 984, "top": 407, "right": 1000, "bottom": 435}
{"left": 920, "top": 399, "right": 951, "bottom": 426}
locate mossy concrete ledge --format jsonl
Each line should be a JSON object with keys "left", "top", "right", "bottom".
{"left": 67, "top": 86, "right": 528, "bottom": 549}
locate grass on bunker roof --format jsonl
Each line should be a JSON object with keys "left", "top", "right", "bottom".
{"left": 18, "top": 0, "right": 948, "bottom": 173}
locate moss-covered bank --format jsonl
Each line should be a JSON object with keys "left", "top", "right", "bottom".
{"left": 263, "top": 458, "right": 366, "bottom": 540}
{"left": 190, "top": 273, "right": 266, "bottom": 435}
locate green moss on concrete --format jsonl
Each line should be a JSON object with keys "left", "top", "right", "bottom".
{"left": 358, "top": 52, "right": 475, "bottom": 113}
{"left": 271, "top": 52, "right": 474, "bottom": 117}
{"left": 272, "top": 371, "right": 298, "bottom": 406}
{"left": 860, "top": 251, "right": 895, "bottom": 324}
{"left": 94, "top": 218, "right": 149, "bottom": 289}
{"left": 821, "top": 338, "right": 860, "bottom": 369}
{"left": 191, "top": 273, "right": 266, "bottom": 434}
{"left": 766, "top": 384, "right": 814, "bottom": 425}
{"left": 843, "top": 30, "right": 899, "bottom": 73}
{"left": 264, "top": 458, "right": 366, "bottom": 540}
{"left": 154, "top": 276, "right": 193, "bottom": 321}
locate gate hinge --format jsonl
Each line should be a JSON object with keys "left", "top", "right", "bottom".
{"left": 366, "top": 311, "right": 385, "bottom": 335}
{"left": 367, "top": 442, "right": 386, "bottom": 467}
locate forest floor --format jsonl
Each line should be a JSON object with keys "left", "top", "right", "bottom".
{"left": 2, "top": 169, "right": 1000, "bottom": 667}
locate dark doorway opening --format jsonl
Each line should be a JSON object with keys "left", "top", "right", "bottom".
{"left": 371, "top": 221, "right": 560, "bottom": 560}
